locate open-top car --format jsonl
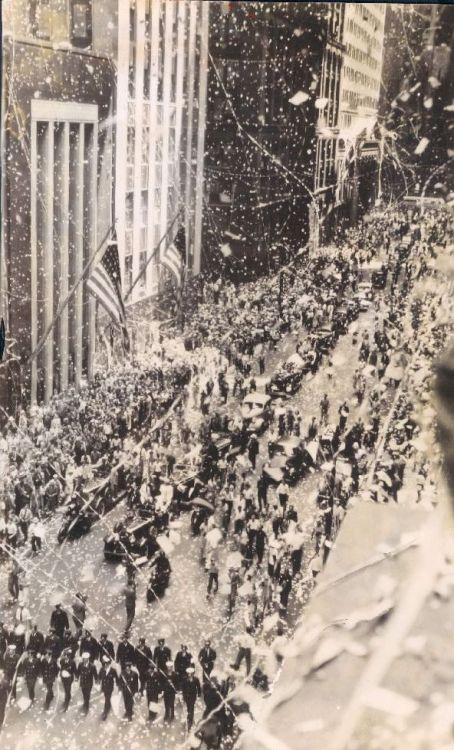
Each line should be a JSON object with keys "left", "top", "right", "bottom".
{"left": 240, "top": 392, "right": 272, "bottom": 434}
{"left": 268, "top": 353, "right": 306, "bottom": 399}
{"left": 264, "top": 437, "right": 318, "bottom": 485}
{"left": 103, "top": 515, "right": 154, "bottom": 562}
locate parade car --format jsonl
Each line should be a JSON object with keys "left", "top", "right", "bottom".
{"left": 309, "top": 327, "right": 336, "bottom": 355}
{"left": 264, "top": 437, "right": 318, "bottom": 485}
{"left": 240, "top": 392, "right": 272, "bottom": 434}
{"left": 103, "top": 515, "right": 155, "bottom": 562}
{"left": 355, "top": 282, "right": 374, "bottom": 311}
{"left": 268, "top": 353, "right": 306, "bottom": 399}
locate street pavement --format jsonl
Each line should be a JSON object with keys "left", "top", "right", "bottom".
{"left": 0, "top": 298, "right": 387, "bottom": 750}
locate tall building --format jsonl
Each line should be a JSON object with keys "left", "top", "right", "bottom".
{"left": 203, "top": 1, "right": 327, "bottom": 280}
{"left": 337, "top": 3, "right": 386, "bottom": 222}
{"left": 1, "top": 0, "right": 116, "bottom": 411}
{"left": 114, "top": 0, "right": 209, "bottom": 307}
{"left": 312, "top": 2, "right": 345, "bottom": 243}
{"left": 380, "top": 4, "right": 454, "bottom": 201}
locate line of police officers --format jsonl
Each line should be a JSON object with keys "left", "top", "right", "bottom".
{"left": 0, "top": 620, "right": 218, "bottom": 731}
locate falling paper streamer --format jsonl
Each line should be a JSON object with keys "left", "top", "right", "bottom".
{"left": 220, "top": 242, "right": 232, "bottom": 258}
{"left": 315, "top": 97, "right": 328, "bottom": 109}
{"left": 415, "top": 137, "right": 430, "bottom": 155}
{"left": 288, "top": 91, "right": 310, "bottom": 106}
{"left": 362, "top": 685, "right": 419, "bottom": 717}
{"left": 296, "top": 718, "right": 325, "bottom": 733}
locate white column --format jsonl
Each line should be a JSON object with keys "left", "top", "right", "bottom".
{"left": 184, "top": 0, "right": 197, "bottom": 268}
{"left": 58, "top": 122, "right": 70, "bottom": 391}
{"left": 132, "top": 0, "right": 145, "bottom": 292}
{"left": 43, "top": 122, "right": 54, "bottom": 403}
{"left": 174, "top": 0, "right": 187, "bottom": 198}
{"left": 115, "top": 0, "right": 130, "bottom": 288}
{"left": 30, "top": 120, "right": 38, "bottom": 403}
{"left": 74, "top": 123, "right": 85, "bottom": 389}
{"left": 159, "top": 0, "right": 175, "bottom": 241}
{"left": 193, "top": 0, "right": 209, "bottom": 275}
{"left": 87, "top": 122, "right": 98, "bottom": 380}
{"left": 146, "top": 0, "right": 161, "bottom": 295}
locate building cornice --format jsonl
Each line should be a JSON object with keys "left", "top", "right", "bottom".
{"left": 2, "top": 34, "right": 113, "bottom": 62}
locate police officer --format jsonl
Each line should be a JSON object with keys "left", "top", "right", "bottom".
{"left": 116, "top": 633, "right": 135, "bottom": 672}
{"left": 198, "top": 640, "right": 217, "bottom": 684}
{"left": 134, "top": 636, "right": 152, "bottom": 696}
{"left": 175, "top": 644, "right": 193, "bottom": 688}
{"left": 182, "top": 667, "right": 201, "bottom": 730}
{"left": 77, "top": 652, "right": 97, "bottom": 714}
{"left": 120, "top": 662, "right": 139, "bottom": 721}
{"left": 41, "top": 649, "right": 59, "bottom": 710}
{"left": 98, "top": 656, "right": 118, "bottom": 721}
{"left": 153, "top": 637, "right": 171, "bottom": 673}
{"left": 145, "top": 663, "right": 162, "bottom": 722}
{"left": 28, "top": 624, "right": 44, "bottom": 655}
{"left": 97, "top": 632, "right": 115, "bottom": 662}
{"left": 79, "top": 629, "right": 98, "bottom": 662}
{"left": 21, "top": 648, "right": 41, "bottom": 703}
{"left": 44, "top": 627, "right": 62, "bottom": 659}
{"left": 59, "top": 648, "right": 77, "bottom": 711}
{"left": 162, "top": 661, "right": 177, "bottom": 724}
{"left": 50, "top": 604, "right": 69, "bottom": 640}
{"left": 3, "top": 644, "right": 19, "bottom": 701}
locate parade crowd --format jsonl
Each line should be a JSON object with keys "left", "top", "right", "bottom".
{"left": 0, "top": 205, "right": 453, "bottom": 747}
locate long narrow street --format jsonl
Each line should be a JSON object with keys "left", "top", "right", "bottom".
{"left": 0, "top": 298, "right": 381, "bottom": 750}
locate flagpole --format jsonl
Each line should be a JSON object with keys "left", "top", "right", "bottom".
{"left": 124, "top": 208, "right": 183, "bottom": 302}
{"left": 28, "top": 222, "right": 115, "bottom": 366}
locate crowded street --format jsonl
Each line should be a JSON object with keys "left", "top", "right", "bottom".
{"left": 1, "top": 202, "right": 453, "bottom": 750}
{"left": 1, "top": 2, "right": 454, "bottom": 749}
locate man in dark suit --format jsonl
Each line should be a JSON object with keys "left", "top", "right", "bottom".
{"left": 59, "top": 648, "right": 77, "bottom": 711}
{"left": 41, "top": 650, "right": 59, "bottom": 710}
{"left": 44, "top": 627, "right": 62, "bottom": 659}
{"left": 28, "top": 624, "right": 44, "bottom": 655}
{"left": 198, "top": 640, "right": 217, "bottom": 684}
{"left": 97, "top": 633, "right": 115, "bottom": 662}
{"left": 134, "top": 637, "right": 152, "bottom": 696}
{"left": 120, "top": 662, "right": 139, "bottom": 721}
{"left": 153, "top": 637, "right": 171, "bottom": 673}
{"left": 116, "top": 634, "right": 135, "bottom": 672}
{"left": 98, "top": 656, "right": 118, "bottom": 720}
{"left": 182, "top": 667, "right": 201, "bottom": 730}
{"left": 79, "top": 630, "right": 98, "bottom": 662}
{"left": 162, "top": 661, "right": 177, "bottom": 724}
{"left": 50, "top": 604, "right": 69, "bottom": 639}
{"left": 21, "top": 648, "right": 41, "bottom": 702}
{"left": 77, "top": 652, "right": 97, "bottom": 714}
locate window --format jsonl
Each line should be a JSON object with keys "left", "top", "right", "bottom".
{"left": 29, "top": 0, "right": 51, "bottom": 40}
{"left": 70, "top": 0, "right": 92, "bottom": 48}
{"left": 125, "top": 255, "right": 133, "bottom": 291}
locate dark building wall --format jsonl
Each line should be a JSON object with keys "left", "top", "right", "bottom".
{"left": 203, "top": 2, "right": 328, "bottom": 281}
{"left": 1, "top": 39, "right": 114, "bottom": 413}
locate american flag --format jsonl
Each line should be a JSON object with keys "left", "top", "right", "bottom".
{"left": 161, "top": 226, "right": 186, "bottom": 287}
{"left": 86, "top": 232, "right": 130, "bottom": 352}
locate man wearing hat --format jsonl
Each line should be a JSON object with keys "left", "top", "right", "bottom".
{"left": 97, "top": 632, "right": 115, "bottom": 663}
{"left": 198, "top": 640, "right": 217, "bottom": 684}
{"left": 182, "top": 667, "right": 201, "bottom": 730}
{"left": 28, "top": 623, "right": 44, "bottom": 655}
{"left": 134, "top": 637, "right": 153, "bottom": 696}
{"left": 162, "top": 661, "right": 177, "bottom": 724}
{"left": 99, "top": 656, "right": 118, "bottom": 720}
{"left": 116, "top": 634, "right": 135, "bottom": 672}
{"left": 175, "top": 644, "right": 193, "bottom": 688}
{"left": 3, "top": 644, "right": 20, "bottom": 700}
{"left": 41, "top": 649, "right": 59, "bottom": 710}
{"left": 21, "top": 647, "right": 41, "bottom": 703}
{"left": 120, "top": 661, "right": 139, "bottom": 721}
{"left": 145, "top": 663, "right": 162, "bottom": 722}
{"left": 153, "top": 637, "right": 171, "bottom": 673}
{"left": 79, "top": 629, "right": 98, "bottom": 663}
{"left": 59, "top": 648, "right": 77, "bottom": 711}
{"left": 77, "top": 652, "right": 98, "bottom": 714}
{"left": 50, "top": 603, "right": 69, "bottom": 640}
